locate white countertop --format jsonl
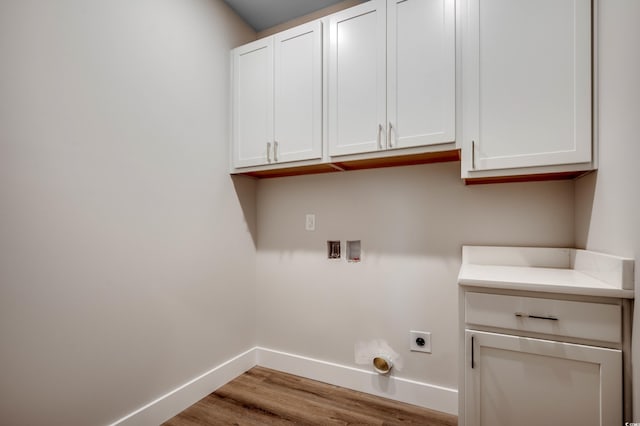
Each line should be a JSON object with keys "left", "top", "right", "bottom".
{"left": 458, "top": 246, "right": 635, "bottom": 299}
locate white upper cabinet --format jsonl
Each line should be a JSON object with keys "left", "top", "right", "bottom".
{"left": 387, "top": 0, "right": 455, "bottom": 150}
{"left": 274, "top": 22, "right": 323, "bottom": 164}
{"left": 232, "top": 38, "right": 274, "bottom": 168}
{"left": 329, "top": 0, "right": 455, "bottom": 157}
{"left": 232, "top": 21, "right": 322, "bottom": 169}
{"left": 460, "top": 0, "right": 593, "bottom": 179}
{"left": 328, "top": 1, "right": 386, "bottom": 156}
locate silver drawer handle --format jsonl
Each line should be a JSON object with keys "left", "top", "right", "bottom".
{"left": 515, "top": 312, "right": 558, "bottom": 321}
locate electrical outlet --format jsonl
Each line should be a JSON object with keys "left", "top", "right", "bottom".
{"left": 305, "top": 214, "right": 316, "bottom": 231}
{"left": 409, "top": 330, "right": 431, "bottom": 353}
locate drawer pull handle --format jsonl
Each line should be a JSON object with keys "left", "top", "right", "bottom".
{"left": 515, "top": 312, "right": 558, "bottom": 321}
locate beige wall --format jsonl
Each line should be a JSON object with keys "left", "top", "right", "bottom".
{"left": 256, "top": 162, "right": 575, "bottom": 389}
{"left": 0, "top": 1, "right": 256, "bottom": 425}
{"left": 574, "top": 0, "right": 640, "bottom": 418}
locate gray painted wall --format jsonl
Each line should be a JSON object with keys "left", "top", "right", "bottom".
{"left": 575, "top": 0, "right": 640, "bottom": 418}
{"left": 0, "top": 1, "right": 256, "bottom": 424}
{"left": 256, "top": 162, "right": 574, "bottom": 389}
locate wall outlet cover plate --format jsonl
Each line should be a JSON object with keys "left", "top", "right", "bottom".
{"left": 305, "top": 214, "right": 316, "bottom": 231}
{"left": 409, "top": 330, "right": 432, "bottom": 353}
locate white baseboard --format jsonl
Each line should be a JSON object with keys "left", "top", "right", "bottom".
{"left": 256, "top": 347, "right": 458, "bottom": 415}
{"left": 108, "top": 346, "right": 458, "bottom": 425}
{"left": 108, "top": 348, "right": 257, "bottom": 426}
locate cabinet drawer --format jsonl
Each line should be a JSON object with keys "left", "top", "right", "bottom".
{"left": 465, "top": 292, "right": 621, "bottom": 343}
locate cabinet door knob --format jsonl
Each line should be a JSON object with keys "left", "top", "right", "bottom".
{"left": 274, "top": 141, "right": 278, "bottom": 162}
{"left": 267, "top": 142, "right": 272, "bottom": 163}
{"left": 388, "top": 122, "right": 394, "bottom": 148}
{"left": 377, "top": 124, "right": 384, "bottom": 149}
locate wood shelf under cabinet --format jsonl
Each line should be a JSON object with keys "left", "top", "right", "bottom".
{"left": 236, "top": 149, "right": 461, "bottom": 179}
{"left": 233, "top": 150, "right": 597, "bottom": 185}
{"left": 464, "top": 170, "right": 593, "bottom": 185}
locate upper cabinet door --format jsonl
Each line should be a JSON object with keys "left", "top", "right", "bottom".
{"left": 387, "top": 0, "right": 455, "bottom": 150}
{"left": 329, "top": 0, "right": 387, "bottom": 156}
{"left": 232, "top": 38, "right": 274, "bottom": 168}
{"left": 462, "top": 0, "right": 592, "bottom": 172}
{"left": 274, "top": 21, "right": 323, "bottom": 164}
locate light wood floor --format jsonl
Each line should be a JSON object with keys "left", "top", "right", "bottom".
{"left": 163, "top": 366, "right": 457, "bottom": 425}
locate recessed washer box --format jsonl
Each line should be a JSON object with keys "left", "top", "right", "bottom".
{"left": 327, "top": 241, "right": 341, "bottom": 259}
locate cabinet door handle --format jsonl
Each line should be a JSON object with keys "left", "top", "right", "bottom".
{"left": 388, "top": 122, "right": 394, "bottom": 148}
{"left": 377, "top": 124, "right": 384, "bottom": 149}
{"left": 267, "top": 142, "right": 272, "bottom": 163}
{"left": 471, "top": 140, "right": 476, "bottom": 170}
{"left": 274, "top": 141, "right": 278, "bottom": 162}
{"left": 471, "top": 335, "right": 475, "bottom": 369}
{"left": 515, "top": 312, "right": 558, "bottom": 321}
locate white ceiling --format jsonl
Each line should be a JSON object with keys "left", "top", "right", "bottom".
{"left": 223, "top": 0, "right": 350, "bottom": 32}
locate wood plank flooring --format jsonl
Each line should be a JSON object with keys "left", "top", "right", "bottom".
{"left": 163, "top": 366, "right": 457, "bottom": 425}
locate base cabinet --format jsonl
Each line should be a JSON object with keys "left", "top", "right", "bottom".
{"left": 460, "top": 289, "right": 627, "bottom": 425}
{"left": 464, "top": 330, "right": 622, "bottom": 426}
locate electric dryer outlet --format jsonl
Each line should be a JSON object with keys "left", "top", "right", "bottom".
{"left": 409, "top": 331, "right": 432, "bottom": 353}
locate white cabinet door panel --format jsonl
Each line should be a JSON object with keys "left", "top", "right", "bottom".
{"left": 462, "top": 0, "right": 592, "bottom": 172}
{"left": 387, "top": 0, "right": 455, "bottom": 149}
{"left": 465, "top": 330, "right": 622, "bottom": 426}
{"left": 232, "top": 39, "right": 274, "bottom": 168}
{"left": 329, "top": 0, "right": 387, "bottom": 156}
{"left": 274, "top": 21, "right": 322, "bottom": 163}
